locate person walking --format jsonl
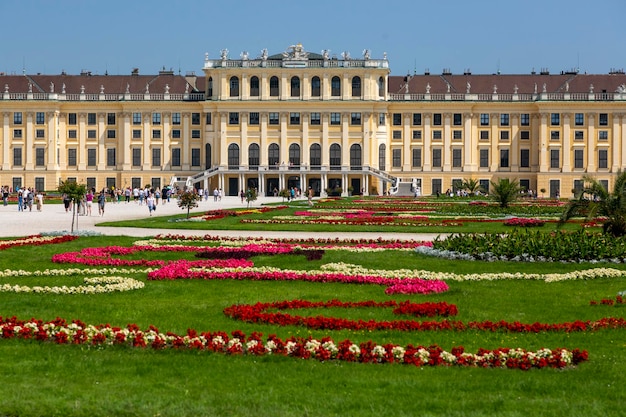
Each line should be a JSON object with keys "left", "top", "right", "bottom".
{"left": 85, "top": 189, "right": 94, "bottom": 216}
{"left": 146, "top": 193, "right": 156, "bottom": 216}
{"left": 97, "top": 190, "right": 106, "bottom": 216}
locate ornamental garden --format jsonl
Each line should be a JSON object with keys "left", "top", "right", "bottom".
{"left": 1, "top": 185, "right": 626, "bottom": 417}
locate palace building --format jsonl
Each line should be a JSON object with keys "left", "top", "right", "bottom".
{"left": 1, "top": 43, "right": 626, "bottom": 197}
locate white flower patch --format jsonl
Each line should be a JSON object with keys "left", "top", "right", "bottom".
{"left": 0, "top": 277, "right": 144, "bottom": 295}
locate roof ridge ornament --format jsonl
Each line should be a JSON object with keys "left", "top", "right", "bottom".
{"left": 282, "top": 43, "right": 308, "bottom": 60}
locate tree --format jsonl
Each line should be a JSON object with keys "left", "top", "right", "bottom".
{"left": 560, "top": 170, "right": 626, "bottom": 237}
{"left": 490, "top": 178, "right": 522, "bottom": 208}
{"left": 245, "top": 188, "right": 257, "bottom": 208}
{"left": 177, "top": 190, "right": 200, "bottom": 219}
{"left": 57, "top": 180, "right": 86, "bottom": 234}
{"left": 462, "top": 178, "right": 483, "bottom": 196}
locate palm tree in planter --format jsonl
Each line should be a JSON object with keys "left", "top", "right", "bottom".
{"left": 560, "top": 170, "right": 626, "bottom": 237}
{"left": 490, "top": 178, "right": 523, "bottom": 208}
{"left": 462, "top": 178, "right": 483, "bottom": 196}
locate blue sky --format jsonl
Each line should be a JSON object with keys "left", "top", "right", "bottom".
{"left": 2, "top": 0, "right": 624, "bottom": 77}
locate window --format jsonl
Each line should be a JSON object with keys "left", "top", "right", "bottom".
{"left": 500, "top": 149, "right": 509, "bottom": 168}
{"left": 88, "top": 113, "right": 96, "bottom": 125}
{"left": 520, "top": 113, "right": 530, "bottom": 126}
{"left": 106, "top": 148, "right": 116, "bottom": 166}
{"left": 172, "top": 148, "right": 181, "bottom": 167}
{"left": 378, "top": 144, "right": 386, "bottom": 170}
{"left": 351, "top": 76, "right": 361, "bottom": 97}
{"left": 229, "top": 76, "right": 239, "bottom": 97}
{"left": 575, "top": 131, "right": 584, "bottom": 140}
{"left": 412, "top": 130, "right": 422, "bottom": 140}
{"left": 331, "top": 76, "right": 341, "bottom": 96}
{"left": 35, "top": 148, "right": 45, "bottom": 166}
{"left": 229, "top": 112, "right": 239, "bottom": 125}
{"left": 268, "top": 143, "right": 279, "bottom": 167}
{"left": 310, "top": 144, "right": 321, "bottom": 168}
{"left": 392, "top": 130, "right": 402, "bottom": 139}
{"left": 573, "top": 179, "right": 584, "bottom": 194}
{"left": 132, "top": 148, "right": 141, "bottom": 167}
{"left": 520, "top": 149, "right": 530, "bottom": 168}
{"left": 87, "top": 149, "right": 96, "bottom": 166}
{"left": 598, "top": 149, "right": 608, "bottom": 168}
{"left": 551, "top": 113, "right": 560, "bottom": 126}
{"left": 311, "top": 77, "right": 321, "bottom": 97}
{"left": 133, "top": 112, "right": 142, "bottom": 125}
{"left": 520, "top": 131, "right": 530, "bottom": 140}
{"left": 36, "top": 112, "right": 45, "bottom": 124}
{"left": 290, "top": 76, "right": 301, "bottom": 97}
{"left": 392, "top": 113, "right": 402, "bottom": 126}
{"left": 36, "top": 129, "right": 45, "bottom": 139}
{"left": 152, "top": 113, "right": 161, "bottom": 125}
{"left": 550, "top": 131, "right": 560, "bottom": 140}
{"left": 550, "top": 149, "right": 560, "bottom": 168}
{"left": 329, "top": 144, "right": 341, "bottom": 169}
{"left": 479, "top": 149, "right": 489, "bottom": 168}
{"left": 433, "top": 113, "right": 442, "bottom": 126}
{"left": 379, "top": 113, "right": 386, "bottom": 125}
{"left": 68, "top": 148, "right": 77, "bottom": 166}
{"left": 248, "top": 143, "right": 260, "bottom": 168}
{"left": 107, "top": 129, "right": 116, "bottom": 139}
{"left": 13, "top": 129, "right": 22, "bottom": 139}
{"left": 249, "top": 112, "right": 260, "bottom": 125}
{"left": 574, "top": 149, "right": 584, "bottom": 168}
{"left": 191, "top": 130, "right": 201, "bottom": 139}
{"left": 432, "top": 130, "right": 442, "bottom": 140}
{"left": 250, "top": 76, "right": 260, "bottom": 97}
{"left": 133, "top": 129, "right": 142, "bottom": 139}
{"left": 12, "top": 178, "right": 21, "bottom": 192}
{"left": 432, "top": 179, "right": 442, "bottom": 196}
{"left": 599, "top": 113, "right": 608, "bottom": 126}
{"left": 599, "top": 131, "right": 608, "bottom": 140}
{"left": 151, "top": 178, "right": 161, "bottom": 191}
{"left": 171, "top": 130, "right": 180, "bottom": 139}
{"left": 107, "top": 113, "right": 116, "bottom": 125}
{"left": 453, "top": 113, "right": 462, "bottom": 126}
{"left": 13, "top": 112, "right": 22, "bottom": 124}
{"left": 191, "top": 113, "right": 200, "bottom": 125}
{"left": 106, "top": 178, "right": 116, "bottom": 189}
{"left": 480, "top": 113, "right": 489, "bottom": 126}
{"left": 412, "top": 148, "right": 422, "bottom": 167}
{"left": 191, "top": 148, "right": 200, "bottom": 167}
{"left": 500, "top": 131, "right": 509, "bottom": 140}
{"left": 330, "top": 112, "right": 341, "bottom": 125}
{"left": 205, "top": 113, "right": 212, "bottom": 125}
{"left": 452, "top": 149, "right": 462, "bottom": 167}
{"left": 378, "top": 76, "right": 385, "bottom": 97}
{"left": 480, "top": 131, "right": 489, "bottom": 140}
{"left": 500, "top": 114, "right": 509, "bottom": 126}
{"left": 350, "top": 113, "right": 361, "bottom": 125}
{"left": 289, "top": 112, "right": 300, "bottom": 125}
{"left": 68, "top": 113, "right": 77, "bottom": 125}
{"left": 519, "top": 179, "right": 530, "bottom": 192}
{"left": 413, "top": 113, "right": 422, "bottom": 125}
{"left": 431, "top": 149, "right": 442, "bottom": 168}
{"left": 152, "top": 148, "right": 161, "bottom": 167}
{"left": 13, "top": 148, "right": 22, "bottom": 166}
{"left": 131, "top": 177, "right": 141, "bottom": 189}
{"left": 68, "top": 130, "right": 77, "bottom": 139}
{"left": 310, "top": 112, "right": 321, "bottom": 125}
{"left": 269, "top": 112, "right": 279, "bottom": 125}
{"left": 392, "top": 149, "right": 402, "bottom": 167}
{"left": 35, "top": 177, "right": 44, "bottom": 192}
{"left": 269, "top": 76, "right": 279, "bottom": 96}
{"left": 172, "top": 112, "right": 181, "bottom": 125}
{"left": 575, "top": 113, "right": 584, "bottom": 126}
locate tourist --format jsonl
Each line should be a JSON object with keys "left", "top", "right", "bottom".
{"left": 36, "top": 190, "right": 43, "bottom": 211}
{"left": 98, "top": 190, "right": 106, "bottom": 216}
{"left": 85, "top": 189, "right": 94, "bottom": 216}
{"left": 146, "top": 192, "right": 156, "bottom": 216}
{"left": 2, "top": 186, "right": 8, "bottom": 206}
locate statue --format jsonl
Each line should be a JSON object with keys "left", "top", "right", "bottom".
{"left": 362, "top": 49, "right": 370, "bottom": 60}
{"left": 466, "top": 82, "right": 471, "bottom": 94}
{"left": 145, "top": 83, "right": 149, "bottom": 94}
{"left": 446, "top": 82, "right": 451, "bottom": 93}
{"left": 542, "top": 83, "right": 547, "bottom": 93}
{"left": 28, "top": 82, "right": 32, "bottom": 93}
{"left": 565, "top": 81, "right": 569, "bottom": 92}
{"left": 220, "top": 49, "right": 229, "bottom": 60}
{"left": 322, "top": 49, "right": 330, "bottom": 60}
{"left": 61, "top": 83, "right": 66, "bottom": 94}
{"left": 513, "top": 84, "right": 518, "bottom": 94}
{"left": 283, "top": 43, "right": 308, "bottom": 60}
{"left": 261, "top": 48, "right": 268, "bottom": 60}
{"left": 617, "top": 84, "right": 626, "bottom": 93}
{"left": 241, "top": 51, "right": 249, "bottom": 60}
{"left": 341, "top": 51, "right": 351, "bottom": 60}
{"left": 534, "top": 83, "right": 537, "bottom": 94}
{"left": 80, "top": 85, "right": 85, "bottom": 94}
{"left": 4, "top": 84, "right": 8, "bottom": 93}
{"left": 100, "top": 85, "right": 105, "bottom": 94}
{"left": 125, "top": 83, "right": 130, "bottom": 94}
{"left": 50, "top": 82, "right": 54, "bottom": 93}
{"left": 426, "top": 83, "right": 431, "bottom": 94}
{"left": 589, "top": 84, "right": 594, "bottom": 93}
{"left": 165, "top": 84, "right": 170, "bottom": 93}
{"left": 205, "top": 52, "right": 209, "bottom": 62}
{"left": 493, "top": 84, "right": 497, "bottom": 94}
{"left": 383, "top": 52, "right": 387, "bottom": 60}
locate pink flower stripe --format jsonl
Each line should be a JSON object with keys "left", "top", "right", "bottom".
{"left": 146, "top": 260, "right": 449, "bottom": 295}
{"left": 0, "top": 315, "right": 588, "bottom": 370}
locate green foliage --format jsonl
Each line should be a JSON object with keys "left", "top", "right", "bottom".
{"left": 57, "top": 180, "right": 87, "bottom": 233}
{"left": 490, "top": 178, "right": 523, "bottom": 208}
{"left": 278, "top": 188, "right": 290, "bottom": 201}
{"left": 461, "top": 178, "right": 483, "bottom": 196}
{"left": 245, "top": 188, "right": 258, "bottom": 208}
{"left": 560, "top": 170, "right": 626, "bottom": 237}
{"left": 177, "top": 190, "right": 199, "bottom": 218}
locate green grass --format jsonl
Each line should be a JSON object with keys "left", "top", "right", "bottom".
{"left": 0, "top": 236, "right": 624, "bottom": 416}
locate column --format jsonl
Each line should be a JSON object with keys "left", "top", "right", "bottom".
{"left": 25, "top": 112, "right": 34, "bottom": 169}
{"left": 260, "top": 112, "right": 268, "bottom": 166}
{"left": 443, "top": 113, "right": 451, "bottom": 170}
{"left": 587, "top": 114, "right": 596, "bottom": 171}
{"left": 538, "top": 113, "right": 548, "bottom": 172}
{"left": 48, "top": 111, "right": 59, "bottom": 169}
{"left": 241, "top": 112, "right": 248, "bottom": 168}
{"left": 78, "top": 113, "right": 86, "bottom": 170}
{"left": 511, "top": 114, "right": 519, "bottom": 170}
{"left": 341, "top": 113, "right": 349, "bottom": 168}
{"left": 402, "top": 113, "right": 411, "bottom": 171}
{"left": 612, "top": 113, "right": 622, "bottom": 171}
{"left": 321, "top": 113, "right": 329, "bottom": 167}
{"left": 562, "top": 113, "right": 571, "bottom": 171}
{"left": 463, "top": 113, "right": 475, "bottom": 170}
{"left": 182, "top": 113, "right": 190, "bottom": 170}
{"left": 122, "top": 112, "right": 132, "bottom": 170}
{"left": 219, "top": 113, "right": 228, "bottom": 168}
{"left": 97, "top": 113, "right": 106, "bottom": 169}
{"left": 423, "top": 113, "right": 431, "bottom": 169}
{"left": 2, "top": 112, "right": 10, "bottom": 170}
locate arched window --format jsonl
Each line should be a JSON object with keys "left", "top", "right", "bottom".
{"left": 331, "top": 76, "right": 341, "bottom": 97}
{"left": 378, "top": 76, "right": 385, "bottom": 97}
{"left": 350, "top": 144, "right": 362, "bottom": 169}
{"left": 310, "top": 143, "right": 321, "bottom": 170}
{"left": 268, "top": 143, "right": 280, "bottom": 168}
{"left": 311, "top": 76, "right": 321, "bottom": 97}
{"left": 229, "top": 76, "right": 239, "bottom": 97}
{"left": 351, "top": 76, "right": 361, "bottom": 97}
{"left": 270, "top": 76, "right": 279, "bottom": 97}
{"left": 250, "top": 76, "right": 259, "bottom": 97}
{"left": 289, "top": 143, "right": 300, "bottom": 168}
{"left": 379, "top": 144, "right": 386, "bottom": 171}
{"left": 248, "top": 143, "right": 259, "bottom": 169}
{"left": 207, "top": 77, "right": 213, "bottom": 98}
{"left": 329, "top": 143, "right": 341, "bottom": 170}
{"left": 205, "top": 143, "right": 212, "bottom": 169}
{"left": 228, "top": 143, "right": 239, "bottom": 168}
{"left": 290, "top": 76, "right": 300, "bottom": 97}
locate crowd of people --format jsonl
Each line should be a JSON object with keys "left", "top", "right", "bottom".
{"left": 2, "top": 186, "right": 44, "bottom": 212}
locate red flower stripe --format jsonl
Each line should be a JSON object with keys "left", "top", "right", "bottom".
{"left": 0, "top": 235, "right": 78, "bottom": 251}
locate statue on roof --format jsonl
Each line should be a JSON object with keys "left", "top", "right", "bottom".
{"left": 363, "top": 49, "right": 371, "bottom": 60}
{"left": 220, "top": 49, "right": 229, "bottom": 60}
{"left": 261, "top": 48, "right": 268, "bottom": 60}
{"left": 322, "top": 49, "right": 330, "bottom": 60}
{"left": 341, "top": 51, "right": 351, "bottom": 60}
{"left": 426, "top": 83, "right": 431, "bottom": 94}
{"left": 50, "top": 82, "right": 54, "bottom": 93}
{"left": 62, "top": 83, "right": 66, "bottom": 94}
{"left": 241, "top": 51, "right": 249, "bottom": 60}
{"left": 28, "top": 82, "right": 32, "bottom": 93}
{"left": 283, "top": 43, "right": 308, "bottom": 60}
{"left": 466, "top": 82, "right": 471, "bottom": 94}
